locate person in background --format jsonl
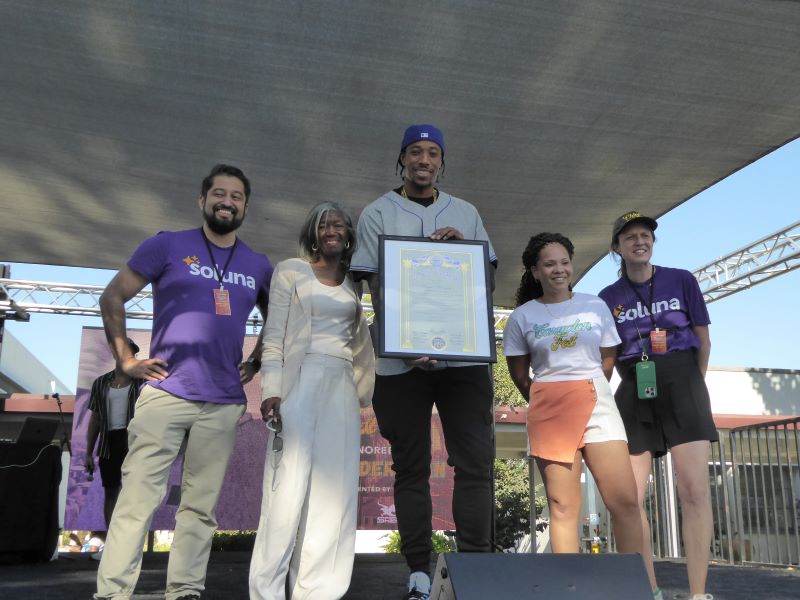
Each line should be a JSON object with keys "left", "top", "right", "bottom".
{"left": 504, "top": 232, "right": 642, "bottom": 558}
{"left": 84, "top": 337, "right": 143, "bottom": 529}
{"left": 82, "top": 531, "right": 106, "bottom": 554}
{"left": 599, "top": 211, "right": 716, "bottom": 600}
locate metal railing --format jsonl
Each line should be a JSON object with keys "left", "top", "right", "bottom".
{"left": 728, "top": 417, "right": 800, "bottom": 566}
{"left": 528, "top": 417, "right": 800, "bottom": 566}
{"left": 643, "top": 418, "right": 799, "bottom": 567}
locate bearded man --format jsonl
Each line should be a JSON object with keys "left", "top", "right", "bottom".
{"left": 94, "top": 164, "right": 272, "bottom": 600}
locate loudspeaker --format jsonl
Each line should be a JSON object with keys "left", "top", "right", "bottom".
{"left": 16, "top": 417, "right": 59, "bottom": 445}
{"left": 430, "top": 552, "right": 651, "bottom": 599}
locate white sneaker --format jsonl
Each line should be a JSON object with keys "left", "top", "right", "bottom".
{"left": 404, "top": 571, "right": 431, "bottom": 600}
{"left": 690, "top": 595, "right": 713, "bottom": 600}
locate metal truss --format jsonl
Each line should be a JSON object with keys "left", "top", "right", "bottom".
{"left": 3, "top": 219, "right": 796, "bottom": 326}
{"left": 0, "top": 279, "right": 153, "bottom": 321}
{"left": 1, "top": 282, "right": 29, "bottom": 322}
{"left": 0, "top": 278, "right": 515, "bottom": 340}
{"left": 693, "top": 220, "right": 800, "bottom": 304}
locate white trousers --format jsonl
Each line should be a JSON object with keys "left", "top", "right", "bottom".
{"left": 249, "top": 353, "right": 361, "bottom": 600}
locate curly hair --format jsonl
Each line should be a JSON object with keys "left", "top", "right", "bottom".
{"left": 515, "top": 232, "right": 575, "bottom": 306}
{"left": 298, "top": 201, "right": 356, "bottom": 268}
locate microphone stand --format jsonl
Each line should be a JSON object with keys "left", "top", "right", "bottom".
{"left": 51, "top": 392, "right": 72, "bottom": 455}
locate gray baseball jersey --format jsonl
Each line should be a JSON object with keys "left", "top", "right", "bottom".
{"left": 351, "top": 189, "right": 496, "bottom": 375}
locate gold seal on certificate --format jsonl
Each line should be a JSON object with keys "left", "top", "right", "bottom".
{"left": 378, "top": 236, "right": 496, "bottom": 363}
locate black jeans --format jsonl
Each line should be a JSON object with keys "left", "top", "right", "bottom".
{"left": 372, "top": 365, "right": 495, "bottom": 572}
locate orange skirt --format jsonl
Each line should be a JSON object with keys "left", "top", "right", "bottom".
{"left": 528, "top": 379, "right": 598, "bottom": 463}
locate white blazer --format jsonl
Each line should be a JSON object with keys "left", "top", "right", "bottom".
{"left": 260, "top": 258, "right": 375, "bottom": 407}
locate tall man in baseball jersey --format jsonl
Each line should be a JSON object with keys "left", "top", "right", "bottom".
{"left": 95, "top": 164, "right": 272, "bottom": 600}
{"left": 351, "top": 125, "right": 497, "bottom": 600}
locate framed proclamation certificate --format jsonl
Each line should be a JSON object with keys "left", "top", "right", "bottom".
{"left": 378, "top": 235, "right": 496, "bottom": 363}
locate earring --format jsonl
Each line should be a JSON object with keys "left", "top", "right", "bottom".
{"left": 312, "top": 243, "right": 318, "bottom": 252}
{"left": 345, "top": 240, "right": 351, "bottom": 249}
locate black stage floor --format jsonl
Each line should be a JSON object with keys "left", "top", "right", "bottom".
{"left": 0, "top": 552, "right": 797, "bottom": 599}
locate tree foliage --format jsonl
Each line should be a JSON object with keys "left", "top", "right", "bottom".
{"left": 494, "top": 459, "right": 547, "bottom": 550}
{"left": 493, "top": 346, "right": 527, "bottom": 408}
{"left": 211, "top": 530, "right": 256, "bottom": 551}
{"left": 381, "top": 530, "right": 456, "bottom": 554}
{"left": 492, "top": 345, "right": 547, "bottom": 549}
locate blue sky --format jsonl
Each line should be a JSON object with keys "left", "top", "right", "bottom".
{"left": 4, "top": 139, "right": 799, "bottom": 393}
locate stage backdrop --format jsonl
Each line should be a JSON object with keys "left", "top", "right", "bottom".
{"left": 65, "top": 326, "right": 455, "bottom": 531}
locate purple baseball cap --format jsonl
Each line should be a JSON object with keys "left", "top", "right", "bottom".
{"left": 401, "top": 124, "right": 445, "bottom": 153}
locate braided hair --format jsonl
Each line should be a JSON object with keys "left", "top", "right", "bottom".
{"left": 515, "top": 232, "right": 575, "bottom": 306}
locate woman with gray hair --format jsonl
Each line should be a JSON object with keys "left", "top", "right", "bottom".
{"left": 249, "top": 201, "right": 375, "bottom": 600}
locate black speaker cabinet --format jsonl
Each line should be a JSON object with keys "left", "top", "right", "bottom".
{"left": 430, "top": 552, "right": 652, "bottom": 599}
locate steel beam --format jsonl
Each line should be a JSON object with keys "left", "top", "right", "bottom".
{"left": 693, "top": 220, "right": 800, "bottom": 304}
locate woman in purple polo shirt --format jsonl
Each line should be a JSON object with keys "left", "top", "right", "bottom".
{"left": 599, "top": 211, "right": 716, "bottom": 600}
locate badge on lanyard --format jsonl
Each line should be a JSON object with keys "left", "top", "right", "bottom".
{"left": 649, "top": 328, "right": 667, "bottom": 354}
{"left": 214, "top": 287, "right": 232, "bottom": 316}
{"left": 200, "top": 227, "right": 238, "bottom": 318}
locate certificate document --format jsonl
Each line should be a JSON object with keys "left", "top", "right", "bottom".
{"left": 379, "top": 236, "right": 495, "bottom": 362}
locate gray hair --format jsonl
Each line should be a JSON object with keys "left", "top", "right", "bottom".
{"left": 298, "top": 201, "right": 356, "bottom": 267}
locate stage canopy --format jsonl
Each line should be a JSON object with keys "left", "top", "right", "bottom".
{"left": 2, "top": 1, "right": 799, "bottom": 306}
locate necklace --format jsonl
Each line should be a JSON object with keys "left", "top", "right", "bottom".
{"left": 400, "top": 186, "right": 438, "bottom": 202}
{"left": 109, "top": 377, "right": 129, "bottom": 389}
{"left": 540, "top": 293, "right": 574, "bottom": 320}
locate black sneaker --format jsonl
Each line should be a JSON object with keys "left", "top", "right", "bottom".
{"left": 403, "top": 589, "right": 430, "bottom": 600}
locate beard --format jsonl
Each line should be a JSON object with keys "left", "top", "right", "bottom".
{"left": 203, "top": 205, "right": 244, "bottom": 235}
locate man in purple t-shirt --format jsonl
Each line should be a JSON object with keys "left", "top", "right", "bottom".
{"left": 95, "top": 164, "right": 272, "bottom": 600}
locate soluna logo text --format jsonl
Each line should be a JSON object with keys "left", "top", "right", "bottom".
{"left": 188, "top": 263, "right": 257, "bottom": 290}
{"left": 616, "top": 299, "right": 681, "bottom": 323}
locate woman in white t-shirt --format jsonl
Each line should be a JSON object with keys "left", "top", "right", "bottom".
{"left": 504, "top": 232, "right": 642, "bottom": 555}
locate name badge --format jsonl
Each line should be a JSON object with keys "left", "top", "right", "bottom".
{"left": 214, "top": 287, "right": 232, "bottom": 316}
{"left": 650, "top": 328, "right": 667, "bottom": 354}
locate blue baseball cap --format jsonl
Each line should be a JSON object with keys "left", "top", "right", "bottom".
{"left": 401, "top": 124, "right": 445, "bottom": 153}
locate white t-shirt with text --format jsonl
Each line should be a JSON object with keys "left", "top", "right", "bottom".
{"left": 503, "top": 292, "right": 621, "bottom": 382}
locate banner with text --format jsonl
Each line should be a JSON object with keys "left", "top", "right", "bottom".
{"left": 65, "top": 327, "right": 455, "bottom": 532}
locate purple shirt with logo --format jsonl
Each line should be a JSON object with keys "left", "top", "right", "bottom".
{"left": 598, "top": 266, "right": 710, "bottom": 362}
{"left": 128, "top": 229, "right": 273, "bottom": 404}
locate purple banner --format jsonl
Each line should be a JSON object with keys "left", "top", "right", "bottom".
{"left": 66, "top": 327, "right": 455, "bottom": 531}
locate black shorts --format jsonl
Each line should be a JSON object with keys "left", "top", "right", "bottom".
{"left": 616, "top": 350, "right": 718, "bottom": 458}
{"left": 99, "top": 428, "right": 128, "bottom": 489}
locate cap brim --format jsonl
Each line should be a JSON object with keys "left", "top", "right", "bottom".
{"left": 616, "top": 216, "right": 658, "bottom": 235}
